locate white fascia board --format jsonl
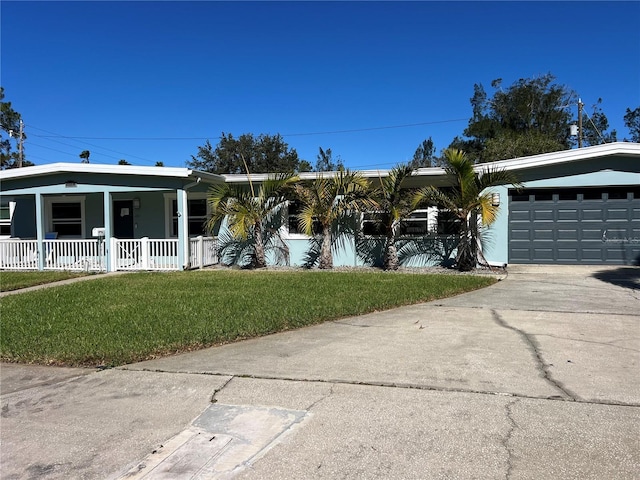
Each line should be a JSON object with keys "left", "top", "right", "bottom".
{"left": 223, "top": 168, "right": 450, "bottom": 183}
{"left": 477, "top": 142, "right": 640, "bottom": 173}
{"left": 0, "top": 163, "right": 225, "bottom": 183}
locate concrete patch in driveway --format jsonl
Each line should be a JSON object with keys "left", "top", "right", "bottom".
{"left": 117, "top": 403, "right": 308, "bottom": 480}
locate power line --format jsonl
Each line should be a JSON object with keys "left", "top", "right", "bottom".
{"left": 27, "top": 118, "right": 468, "bottom": 140}
{"left": 26, "top": 124, "right": 163, "bottom": 164}
{"left": 29, "top": 135, "right": 126, "bottom": 162}
{"left": 283, "top": 118, "right": 468, "bottom": 137}
{"left": 27, "top": 142, "right": 84, "bottom": 158}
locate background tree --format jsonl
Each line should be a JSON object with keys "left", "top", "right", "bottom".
{"left": 451, "top": 74, "right": 576, "bottom": 162}
{"left": 118, "top": 159, "right": 131, "bottom": 165}
{"left": 413, "top": 149, "right": 521, "bottom": 271}
{"left": 1, "top": 87, "right": 32, "bottom": 169}
{"left": 189, "top": 133, "right": 309, "bottom": 174}
{"left": 623, "top": 107, "right": 640, "bottom": 142}
{"left": 207, "top": 172, "right": 299, "bottom": 268}
{"left": 369, "top": 164, "right": 415, "bottom": 270}
{"left": 294, "top": 170, "right": 375, "bottom": 269}
{"left": 155, "top": 161, "right": 164, "bottom": 167}
{"left": 410, "top": 137, "right": 437, "bottom": 168}
{"left": 315, "top": 147, "right": 344, "bottom": 172}
{"left": 79, "top": 150, "right": 90, "bottom": 163}
{"left": 579, "top": 98, "right": 617, "bottom": 146}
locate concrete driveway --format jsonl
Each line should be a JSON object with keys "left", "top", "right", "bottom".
{"left": 1, "top": 265, "right": 638, "bottom": 479}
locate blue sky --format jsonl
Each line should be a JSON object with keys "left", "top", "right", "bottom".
{"left": 2, "top": 1, "right": 639, "bottom": 170}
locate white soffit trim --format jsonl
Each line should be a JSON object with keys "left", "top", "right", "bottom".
{"left": 0, "top": 163, "right": 225, "bottom": 183}
{"left": 476, "top": 142, "right": 640, "bottom": 173}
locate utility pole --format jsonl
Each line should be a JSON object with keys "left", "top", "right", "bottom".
{"left": 577, "top": 99, "right": 583, "bottom": 148}
{"left": 18, "top": 120, "right": 24, "bottom": 167}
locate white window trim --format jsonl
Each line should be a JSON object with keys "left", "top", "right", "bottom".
{"left": 0, "top": 200, "right": 16, "bottom": 239}
{"left": 45, "top": 196, "right": 86, "bottom": 239}
{"left": 163, "top": 193, "right": 210, "bottom": 238}
{"left": 360, "top": 207, "right": 439, "bottom": 237}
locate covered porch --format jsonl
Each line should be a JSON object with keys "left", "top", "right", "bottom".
{"left": 0, "top": 164, "right": 224, "bottom": 272}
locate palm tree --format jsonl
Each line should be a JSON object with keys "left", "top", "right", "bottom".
{"left": 79, "top": 150, "right": 90, "bottom": 164}
{"left": 413, "top": 148, "right": 521, "bottom": 271}
{"left": 369, "top": 164, "right": 415, "bottom": 270}
{"left": 294, "top": 169, "right": 376, "bottom": 269}
{"left": 207, "top": 172, "right": 299, "bottom": 268}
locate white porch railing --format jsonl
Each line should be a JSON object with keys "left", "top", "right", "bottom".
{"left": 0, "top": 237, "right": 218, "bottom": 272}
{"left": 45, "top": 239, "right": 106, "bottom": 271}
{"left": 0, "top": 239, "right": 39, "bottom": 270}
{"left": 189, "top": 236, "right": 219, "bottom": 269}
{"left": 112, "top": 238, "right": 183, "bottom": 271}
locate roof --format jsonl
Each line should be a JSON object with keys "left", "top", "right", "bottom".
{"left": 2, "top": 142, "right": 638, "bottom": 184}
{"left": 478, "top": 142, "right": 640, "bottom": 173}
{"left": 223, "top": 142, "right": 640, "bottom": 183}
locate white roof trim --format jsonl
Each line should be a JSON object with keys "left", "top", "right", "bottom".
{"left": 473, "top": 142, "right": 640, "bottom": 172}
{"left": 0, "top": 162, "right": 225, "bottom": 182}
{"left": 2, "top": 143, "right": 638, "bottom": 183}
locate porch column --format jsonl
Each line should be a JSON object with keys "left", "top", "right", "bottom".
{"left": 103, "top": 191, "right": 112, "bottom": 272}
{"left": 177, "top": 188, "right": 189, "bottom": 269}
{"left": 35, "top": 193, "right": 45, "bottom": 271}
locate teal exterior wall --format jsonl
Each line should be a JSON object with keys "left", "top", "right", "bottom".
{"left": 110, "top": 191, "right": 167, "bottom": 238}
{"left": 85, "top": 193, "right": 105, "bottom": 237}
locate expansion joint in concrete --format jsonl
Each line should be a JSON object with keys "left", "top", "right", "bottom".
{"left": 491, "top": 310, "right": 579, "bottom": 402}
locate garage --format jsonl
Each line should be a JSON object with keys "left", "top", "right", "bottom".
{"left": 508, "top": 186, "right": 640, "bottom": 265}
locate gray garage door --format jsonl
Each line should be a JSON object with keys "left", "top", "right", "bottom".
{"left": 509, "top": 186, "right": 640, "bottom": 265}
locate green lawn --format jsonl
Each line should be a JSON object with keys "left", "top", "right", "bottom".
{"left": 0, "top": 271, "right": 91, "bottom": 292}
{"left": 0, "top": 270, "right": 496, "bottom": 367}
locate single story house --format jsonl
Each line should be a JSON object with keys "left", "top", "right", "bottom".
{"left": 1, "top": 142, "right": 638, "bottom": 271}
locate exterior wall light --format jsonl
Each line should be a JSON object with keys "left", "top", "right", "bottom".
{"left": 133, "top": 198, "right": 141, "bottom": 209}
{"left": 491, "top": 193, "right": 500, "bottom": 207}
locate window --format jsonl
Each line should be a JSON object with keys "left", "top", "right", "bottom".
{"left": 400, "top": 210, "right": 429, "bottom": 236}
{"left": 362, "top": 212, "right": 388, "bottom": 236}
{"left": 559, "top": 192, "right": 578, "bottom": 201}
{"left": 437, "top": 210, "right": 462, "bottom": 235}
{"left": 0, "top": 200, "right": 13, "bottom": 237}
{"left": 171, "top": 198, "right": 209, "bottom": 237}
{"left": 606, "top": 190, "right": 627, "bottom": 200}
{"left": 533, "top": 192, "right": 553, "bottom": 201}
{"left": 361, "top": 209, "right": 439, "bottom": 237}
{"left": 583, "top": 189, "right": 603, "bottom": 201}
{"left": 510, "top": 193, "right": 530, "bottom": 202}
{"left": 287, "top": 201, "right": 322, "bottom": 236}
{"left": 46, "top": 197, "right": 85, "bottom": 238}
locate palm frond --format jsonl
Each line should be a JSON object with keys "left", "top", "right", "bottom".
{"left": 396, "top": 236, "right": 458, "bottom": 267}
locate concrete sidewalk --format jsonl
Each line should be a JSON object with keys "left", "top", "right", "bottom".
{"left": 1, "top": 265, "right": 639, "bottom": 479}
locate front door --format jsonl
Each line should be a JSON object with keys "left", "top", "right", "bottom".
{"left": 113, "top": 200, "right": 134, "bottom": 239}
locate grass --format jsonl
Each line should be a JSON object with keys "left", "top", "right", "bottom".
{"left": 0, "top": 271, "right": 91, "bottom": 292}
{"left": 0, "top": 270, "right": 497, "bottom": 367}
